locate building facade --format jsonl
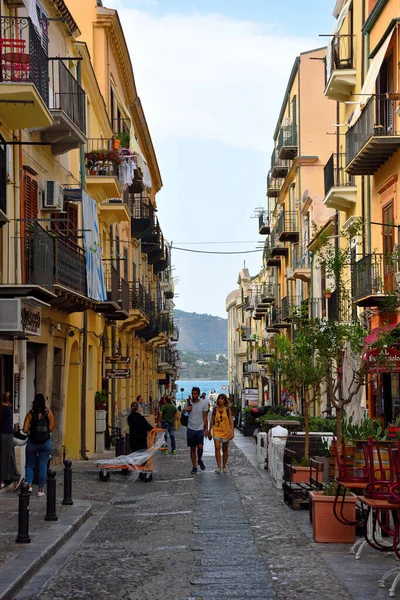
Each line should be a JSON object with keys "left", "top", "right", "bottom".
{"left": 0, "top": 0, "right": 179, "bottom": 470}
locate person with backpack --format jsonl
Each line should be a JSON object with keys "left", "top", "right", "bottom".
{"left": 22, "top": 394, "right": 55, "bottom": 496}
{"left": 209, "top": 393, "right": 234, "bottom": 473}
{"left": 184, "top": 387, "right": 209, "bottom": 474}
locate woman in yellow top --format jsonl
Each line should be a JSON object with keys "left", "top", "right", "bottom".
{"left": 209, "top": 393, "right": 234, "bottom": 473}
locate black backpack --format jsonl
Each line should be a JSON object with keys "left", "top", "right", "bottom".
{"left": 30, "top": 410, "right": 50, "bottom": 444}
{"left": 180, "top": 401, "right": 191, "bottom": 427}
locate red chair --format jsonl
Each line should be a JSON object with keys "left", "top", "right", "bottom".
{"left": 0, "top": 38, "right": 30, "bottom": 81}
{"left": 333, "top": 437, "right": 369, "bottom": 525}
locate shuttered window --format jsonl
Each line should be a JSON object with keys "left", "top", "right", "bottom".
{"left": 24, "top": 170, "right": 38, "bottom": 221}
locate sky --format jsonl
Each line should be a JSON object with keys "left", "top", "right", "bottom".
{"left": 105, "top": 0, "right": 336, "bottom": 318}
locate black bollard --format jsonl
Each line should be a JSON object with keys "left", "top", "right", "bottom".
{"left": 15, "top": 482, "right": 31, "bottom": 544}
{"left": 44, "top": 469, "right": 58, "bottom": 521}
{"left": 115, "top": 436, "right": 123, "bottom": 457}
{"left": 62, "top": 460, "right": 73, "bottom": 506}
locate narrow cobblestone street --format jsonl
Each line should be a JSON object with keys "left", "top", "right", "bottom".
{"left": 7, "top": 432, "right": 397, "bottom": 600}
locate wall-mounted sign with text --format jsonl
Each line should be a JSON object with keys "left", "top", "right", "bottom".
{"left": 105, "top": 356, "right": 131, "bottom": 364}
{"left": 105, "top": 368, "right": 131, "bottom": 379}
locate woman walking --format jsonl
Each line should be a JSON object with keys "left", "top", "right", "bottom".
{"left": 23, "top": 394, "right": 54, "bottom": 496}
{"left": 209, "top": 393, "right": 234, "bottom": 473}
{"left": 0, "top": 392, "right": 22, "bottom": 490}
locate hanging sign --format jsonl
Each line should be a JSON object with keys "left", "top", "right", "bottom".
{"left": 105, "top": 368, "right": 131, "bottom": 379}
{"left": 105, "top": 356, "right": 131, "bottom": 364}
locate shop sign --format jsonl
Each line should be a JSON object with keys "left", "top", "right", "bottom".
{"left": 21, "top": 303, "right": 41, "bottom": 336}
{"left": 0, "top": 298, "right": 42, "bottom": 336}
{"left": 105, "top": 355, "right": 131, "bottom": 364}
{"left": 364, "top": 347, "right": 400, "bottom": 373}
{"left": 105, "top": 368, "right": 131, "bottom": 379}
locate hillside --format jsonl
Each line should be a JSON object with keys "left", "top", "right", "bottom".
{"left": 174, "top": 309, "right": 227, "bottom": 356}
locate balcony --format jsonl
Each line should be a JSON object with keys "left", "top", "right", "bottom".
{"left": 325, "top": 35, "right": 356, "bottom": 101}
{"left": 270, "top": 149, "right": 290, "bottom": 179}
{"left": 264, "top": 241, "right": 281, "bottom": 267}
{"left": 353, "top": 253, "right": 396, "bottom": 307}
{"left": 95, "top": 263, "right": 129, "bottom": 320}
{"left": 85, "top": 138, "right": 122, "bottom": 201}
{"left": 323, "top": 153, "right": 356, "bottom": 210}
{"left": 240, "top": 326, "right": 253, "bottom": 342}
{"left": 278, "top": 124, "right": 297, "bottom": 160}
{"left": 153, "top": 242, "right": 169, "bottom": 275}
{"left": 277, "top": 211, "right": 299, "bottom": 243}
{"left": 38, "top": 59, "right": 86, "bottom": 155}
{"left": 267, "top": 172, "right": 282, "bottom": 197}
{"left": 0, "top": 16, "right": 52, "bottom": 129}
{"left": 346, "top": 97, "right": 400, "bottom": 176}
{"left": 271, "top": 228, "right": 288, "bottom": 258}
{"left": 271, "top": 306, "right": 290, "bottom": 329}
{"left": 123, "top": 281, "right": 152, "bottom": 332}
{"left": 281, "top": 295, "right": 308, "bottom": 321}
{"left": 258, "top": 211, "right": 270, "bottom": 235}
{"left": 327, "top": 291, "right": 352, "bottom": 322}
{"left": 259, "top": 282, "right": 276, "bottom": 304}
{"left": 98, "top": 198, "right": 130, "bottom": 227}
{"left": 129, "top": 194, "right": 154, "bottom": 239}
{"left": 293, "top": 242, "right": 311, "bottom": 282}
{"left": 141, "top": 312, "right": 171, "bottom": 345}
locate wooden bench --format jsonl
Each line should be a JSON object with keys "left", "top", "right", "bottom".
{"left": 283, "top": 448, "right": 309, "bottom": 510}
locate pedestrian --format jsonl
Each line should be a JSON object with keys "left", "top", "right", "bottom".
{"left": 0, "top": 392, "right": 22, "bottom": 490}
{"left": 185, "top": 387, "right": 209, "bottom": 474}
{"left": 160, "top": 395, "right": 177, "bottom": 454}
{"left": 209, "top": 393, "right": 234, "bottom": 473}
{"left": 127, "top": 401, "right": 153, "bottom": 452}
{"left": 22, "top": 393, "right": 54, "bottom": 496}
{"left": 201, "top": 391, "right": 210, "bottom": 412}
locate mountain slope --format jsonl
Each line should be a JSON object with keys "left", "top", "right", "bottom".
{"left": 174, "top": 309, "right": 227, "bottom": 355}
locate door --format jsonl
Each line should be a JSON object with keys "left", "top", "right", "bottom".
{"left": 382, "top": 202, "right": 395, "bottom": 292}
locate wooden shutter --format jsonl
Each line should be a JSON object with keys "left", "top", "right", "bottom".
{"left": 24, "top": 170, "right": 38, "bottom": 221}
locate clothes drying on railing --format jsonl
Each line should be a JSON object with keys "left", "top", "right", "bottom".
{"left": 118, "top": 152, "right": 137, "bottom": 190}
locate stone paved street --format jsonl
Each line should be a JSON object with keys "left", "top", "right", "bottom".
{"left": 10, "top": 431, "right": 400, "bottom": 600}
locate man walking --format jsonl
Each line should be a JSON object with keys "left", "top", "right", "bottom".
{"left": 160, "top": 395, "right": 177, "bottom": 454}
{"left": 185, "top": 387, "right": 209, "bottom": 474}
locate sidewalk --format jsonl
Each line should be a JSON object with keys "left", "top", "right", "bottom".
{"left": 0, "top": 449, "right": 124, "bottom": 599}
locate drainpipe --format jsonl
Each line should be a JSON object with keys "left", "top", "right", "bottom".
{"left": 80, "top": 311, "right": 89, "bottom": 460}
{"left": 111, "top": 323, "right": 117, "bottom": 429}
{"left": 366, "top": 177, "right": 371, "bottom": 255}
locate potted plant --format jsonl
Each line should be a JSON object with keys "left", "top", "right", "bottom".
{"left": 85, "top": 149, "right": 109, "bottom": 175}
{"left": 117, "top": 131, "right": 130, "bottom": 148}
{"left": 85, "top": 151, "right": 97, "bottom": 175}
{"left": 242, "top": 407, "right": 257, "bottom": 436}
{"left": 95, "top": 390, "right": 108, "bottom": 410}
{"left": 324, "top": 288, "right": 332, "bottom": 299}
{"left": 113, "top": 138, "right": 121, "bottom": 149}
{"left": 310, "top": 481, "right": 357, "bottom": 543}
{"left": 291, "top": 457, "right": 319, "bottom": 484}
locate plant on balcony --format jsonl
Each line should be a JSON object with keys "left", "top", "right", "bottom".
{"left": 85, "top": 150, "right": 108, "bottom": 174}
{"left": 107, "top": 149, "right": 122, "bottom": 164}
{"left": 95, "top": 390, "right": 108, "bottom": 410}
{"left": 117, "top": 131, "right": 130, "bottom": 148}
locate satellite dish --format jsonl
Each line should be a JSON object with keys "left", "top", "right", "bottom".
{"left": 302, "top": 190, "right": 309, "bottom": 203}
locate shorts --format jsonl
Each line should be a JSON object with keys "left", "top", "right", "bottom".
{"left": 187, "top": 428, "right": 204, "bottom": 447}
{"left": 213, "top": 436, "right": 231, "bottom": 443}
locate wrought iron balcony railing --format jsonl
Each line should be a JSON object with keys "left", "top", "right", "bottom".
{"left": 281, "top": 296, "right": 308, "bottom": 320}
{"left": 85, "top": 138, "right": 119, "bottom": 177}
{"left": 129, "top": 280, "right": 153, "bottom": 318}
{"left": 267, "top": 172, "right": 282, "bottom": 197}
{"left": 278, "top": 124, "right": 297, "bottom": 159}
{"left": 0, "top": 16, "right": 49, "bottom": 105}
{"left": 270, "top": 148, "right": 290, "bottom": 178}
{"left": 326, "top": 34, "right": 355, "bottom": 81}
{"left": 258, "top": 211, "right": 270, "bottom": 234}
{"left": 49, "top": 58, "right": 85, "bottom": 134}
{"left": 293, "top": 242, "right": 311, "bottom": 270}
{"left": 277, "top": 210, "right": 298, "bottom": 241}
{"left": 102, "top": 263, "right": 129, "bottom": 312}
{"left": 324, "top": 153, "right": 355, "bottom": 196}
{"left": 353, "top": 253, "right": 396, "bottom": 303}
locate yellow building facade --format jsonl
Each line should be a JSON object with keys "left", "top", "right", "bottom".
{"left": 0, "top": 0, "right": 179, "bottom": 469}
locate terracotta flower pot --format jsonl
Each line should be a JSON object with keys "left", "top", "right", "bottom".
{"left": 113, "top": 139, "right": 121, "bottom": 149}
{"left": 310, "top": 491, "right": 356, "bottom": 543}
{"left": 291, "top": 466, "right": 317, "bottom": 483}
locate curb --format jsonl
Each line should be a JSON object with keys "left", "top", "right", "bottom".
{"left": 0, "top": 500, "right": 92, "bottom": 600}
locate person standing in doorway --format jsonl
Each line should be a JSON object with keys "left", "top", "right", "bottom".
{"left": 128, "top": 402, "right": 153, "bottom": 452}
{"left": 0, "top": 392, "right": 22, "bottom": 490}
{"left": 160, "top": 395, "right": 177, "bottom": 454}
{"left": 209, "top": 394, "right": 234, "bottom": 473}
{"left": 23, "top": 394, "right": 54, "bottom": 497}
{"left": 185, "top": 387, "right": 209, "bottom": 474}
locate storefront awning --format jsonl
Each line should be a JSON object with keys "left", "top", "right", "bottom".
{"left": 348, "top": 29, "right": 394, "bottom": 128}
{"left": 364, "top": 322, "right": 400, "bottom": 346}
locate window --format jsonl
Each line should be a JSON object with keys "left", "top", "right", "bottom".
{"left": 23, "top": 169, "right": 38, "bottom": 221}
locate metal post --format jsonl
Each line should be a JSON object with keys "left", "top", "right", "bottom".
{"left": 15, "top": 482, "right": 31, "bottom": 544}
{"left": 115, "top": 436, "right": 123, "bottom": 457}
{"left": 62, "top": 460, "right": 73, "bottom": 506}
{"left": 44, "top": 469, "right": 58, "bottom": 521}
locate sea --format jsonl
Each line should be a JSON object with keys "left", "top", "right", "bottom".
{"left": 176, "top": 379, "right": 229, "bottom": 400}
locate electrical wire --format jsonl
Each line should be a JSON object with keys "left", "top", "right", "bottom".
{"left": 173, "top": 240, "right": 260, "bottom": 245}
{"left": 171, "top": 246, "right": 262, "bottom": 255}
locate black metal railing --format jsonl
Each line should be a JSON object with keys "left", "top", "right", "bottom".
{"left": 271, "top": 306, "right": 283, "bottom": 325}
{"left": 129, "top": 195, "right": 153, "bottom": 219}
{"left": 327, "top": 291, "right": 352, "bottom": 322}
{"left": 23, "top": 222, "right": 86, "bottom": 295}
{"left": 258, "top": 282, "right": 276, "bottom": 302}
{"left": 85, "top": 138, "right": 119, "bottom": 177}
{"left": 258, "top": 212, "right": 269, "bottom": 232}
{"left": 271, "top": 228, "right": 286, "bottom": 250}
{"left": 346, "top": 97, "right": 399, "bottom": 166}
{"left": 278, "top": 125, "right": 297, "bottom": 153}
{"left": 129, "top": 280, "right": 153, "bottom": 318}
{"left": 49, "top": 59, "right": 85, "bottom": 133}
{"left": 277, "top": 211, "right": 297, "bottom": 237}
{"left": 324, "top": 153, "right": 355, "bottom": 195}
{"left": 270, "top": 149, "right": 290, "bottom": 174}
{"left": 281, "top": 296, "right": 307, "bottom": 320}
{"left": 102, "top": 263, "right": 129, "bottom": 311}
{"left": 353, "top": 253, "right": 396, "bottom": 300}
{"left": 326, "top": 34, "right": 354, "bottom": 81}
{"left": 240, "top": 326, "right": 252, "bottom": 341}
{"left": 0, "top": 16, "right": 49, "bottom": 105}
{"left": 293, "top": 242, "right": 310, "bottom": 270}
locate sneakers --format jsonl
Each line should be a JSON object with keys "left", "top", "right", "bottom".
{"left": 171, "top": 450, "right": 177, "bottom": 455}
{"left": 38, "top": 490, "right": 45, "bottom": 497}
{"left": 162, "top": 449, "right": 168, "bottom": 454}
{"left": 223, "top": 468, "right": 228, "bottom": 473}
{"left": 27, "top": 485, "right": 32, "bottom": 493}
{"left": 198, "top": 459, "right": 206, "bottom": 471}
{"left": 0, "top": 482, "right": 4, "bottom": 489}
{"left": 191, "top": 467, "right": 198, "bottom": 474}
{"left": 215, "top": 468, "right": 222, "bottom": 474}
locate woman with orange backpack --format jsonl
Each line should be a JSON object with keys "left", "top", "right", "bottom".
{"left": 209, "top": 393, "right": 234, "bottom": 473}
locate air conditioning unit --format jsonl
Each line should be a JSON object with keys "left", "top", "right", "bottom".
{"left": 42, "top": 181, "right": 64, "bottom": 211}
{"left": 286, "top": 268, "right": 294, "bottom": 279}
{"left": 395, "top": 272, "right": 400, "bottom": 288}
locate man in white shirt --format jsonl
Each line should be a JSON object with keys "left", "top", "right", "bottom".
{"left": 185, "top": 387, "right": 209, "bottom": 474}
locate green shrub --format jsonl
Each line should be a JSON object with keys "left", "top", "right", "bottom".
{"left": 308, "top": 417, "right": 336, "bottom": 434}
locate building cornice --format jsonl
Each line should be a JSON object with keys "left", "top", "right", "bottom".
{"left": 130, "top": 98, "right": 163, "bottom": 193}
{"left": 53, "top": 0, "right": 81, "bottom": 37}
{"left": 273, "top": 57, "right": 300, "bottom": 141}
